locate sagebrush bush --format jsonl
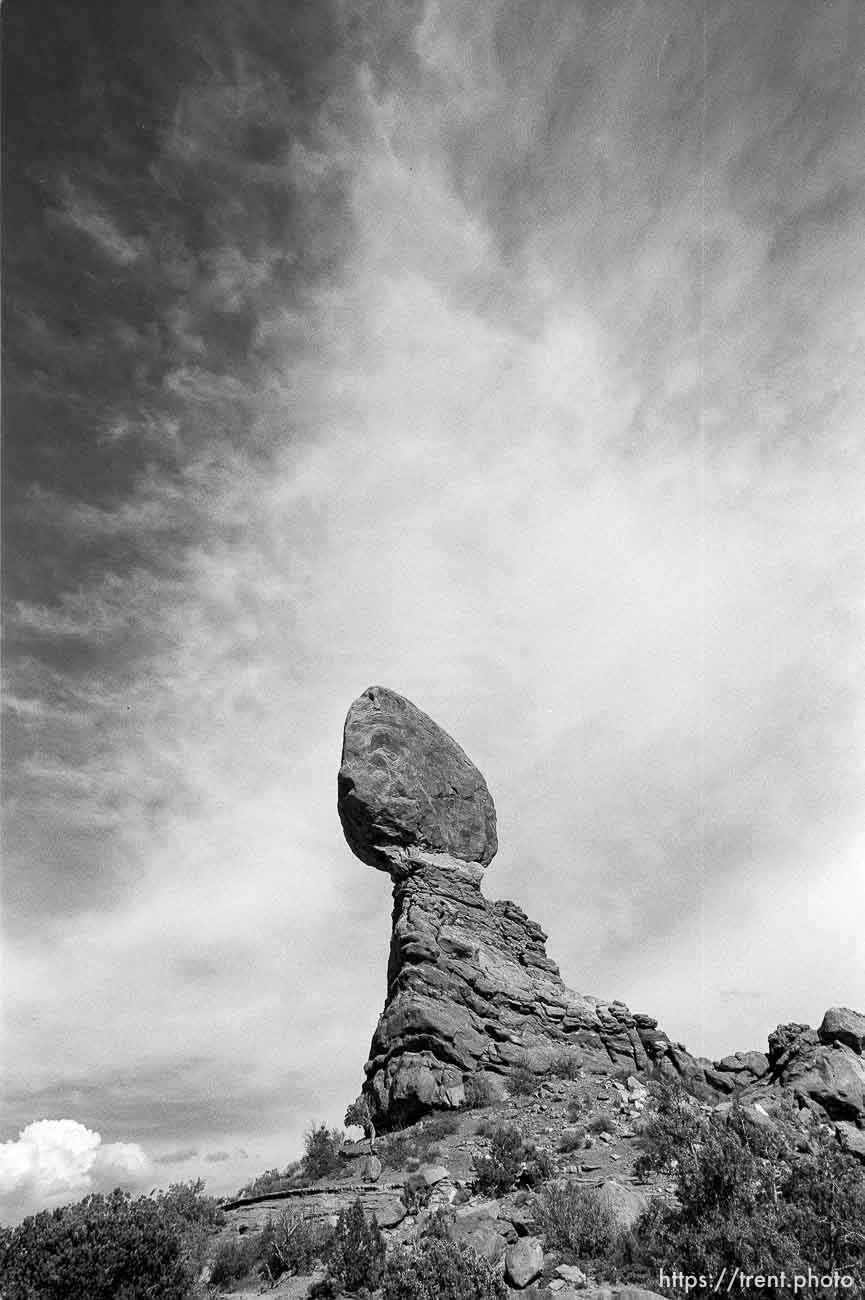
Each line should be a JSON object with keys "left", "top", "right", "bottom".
{"left": 463, "top": 1074, "right": 499, "bottom": 1109}
{"left": 566, "top": 1097, "right": 589, "bottom": 1124}
{"left": 380, "top": 1128, "right": 418, "bottom": 1169}
{"left": 558, "top": 1126, "right": 587, "bottom": 1153}
{"left": 209, "top": 1231, "right": 263, "bottom": 1288}
{"left": 508, "top": 1063, "right": 538, "bottom": 1096}
{"left": 535, "top": 1180, "right": 620, "bottom": 1257}
{"left": 381, "top": 1113, "right": 459, "bottom": 1169}
{"left": 312, "top": 1197, "right": 385, "bottom": 1297}
{"left": 474, "top": 1124, "right": 526, "bottom": 1195}
{"left": 522, "top": 1141, "right": 556, "bottom": 1187}
{"left": 423, "top": 1112, "right": 461, "bottom": 1141}
{"left": 383, "top": 1236, "right": 508, "bottom": 1300}
{"left": 303, "top": 1122, "right": 345, "bottom": 1180}
{"left": 588, "top": 1112, "right": 616, "bottom": 1135}
{"left": 549, "top": 1051, "right": 583, "bottom": 1080}
{"left": 0, "top": 1189, "right": 193, "bottom": 1300}
{"left": 633, "top": 1079, "right": 701, "bottom": 1179}
{"left": 259, "top": 1210, "right": 334, "bottom": 1283}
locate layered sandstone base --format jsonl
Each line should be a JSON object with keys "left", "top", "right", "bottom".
{"left": 360, "top": 847, "right": 698, "bottom": 1130}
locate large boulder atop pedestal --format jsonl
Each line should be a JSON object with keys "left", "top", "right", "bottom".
{"left": 337, "top": 685, "right": 497, "bottom": 872}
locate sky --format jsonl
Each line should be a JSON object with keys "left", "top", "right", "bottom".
{"left": 3, "top": 0, "right": 864, "bottom": 1221}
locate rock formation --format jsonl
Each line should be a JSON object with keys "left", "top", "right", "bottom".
{"left": 338, "top": 686, "right": 709, "bottom": 1130}
{"left": 338, "top": 686, "right": 865, "bottom": 1148}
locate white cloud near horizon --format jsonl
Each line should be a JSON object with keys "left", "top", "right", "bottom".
{"left": 0, "top": 1121, "right": 151, "bottom": 1224}
{"left": 4, "top": 0, "right": 865, "bottom": 1203}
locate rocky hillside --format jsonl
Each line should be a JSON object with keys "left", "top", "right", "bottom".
{"left": 215, "top": 1073, "right": 669, "bottom": 1297}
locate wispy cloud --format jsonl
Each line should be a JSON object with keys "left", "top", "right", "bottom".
{"left": 53, "top": 180, "right": 148, "bottom": 267}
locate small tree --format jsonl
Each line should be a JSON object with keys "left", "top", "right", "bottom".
{"left": 302, "top": 1122, "right": 345, "bottom": 1180}
{"left": 317, "top": 1197, "right": 385, "bottom": 1296}
{"left": 345, "top": 1096, "right": 377, "bottom": 1148}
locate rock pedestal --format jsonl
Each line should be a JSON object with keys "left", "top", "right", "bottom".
{"left": 337, "top": 687, "right": 865, "bottom": 1141}
{"left": 337, "top": 686, "right": 708, "bottom": 1130}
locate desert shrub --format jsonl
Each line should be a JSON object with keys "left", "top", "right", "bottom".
{"left": 463, "top": 1074, "right": 499, "bottom": 1109}
{"left": 588, "top": 1112, "right": 616, "bottom": 1135}
{"left": 508, "top": 1063, "right": 538, "bottom": 1096}
{"left": 313, "top": 1197, "right": 385, "bottom": 1297}
{"left": 549, "top": 1051, "right": 583, "bottom": 1080}
{"left": 259, "top": 1210, "right": 334, "bottom": 1283}
{"left": 558, "top": 1126, "right": 587, "bottom": 1153}
{"left": 423, "top": 1112, "right": 461, "bottom": 1141}
{"left": 630, "top": 1085, "right": 865, "bottom": 1296}
{"left": 474, "top": 1124, "right": 525, "bottom": 1195}
{"left": 209, "top": 1231, "right": 264, "bottom": 1287}
{"left": 522, "top": 1141, "right": 556, "bottom": 1188}
{"left": 381, "top": 1114, "right": 459, "bottom": 1169}
{"left": 0, "top": 1189, "right": 192, "bottom": 1300}
{"left": 383, "top": 1236, "right": 508, "bottom": 1300}
{"left": 302, "top": 1123, "right": 345, "bottom": 1181}
{"left": 380, "top": 1128, "right": 419, "bottom": 1169}
{"left": 535, "top": 1180, "right": 619, "bottom": 1257}
{"left": 154, "top": 1178, "right": 224, "bottom": 1230}
{"left": 566, "top": 1096, "right": 589, "bottom": 1123}
{"left": 633, "top": 1079, "right": 702, "bottom": 1179}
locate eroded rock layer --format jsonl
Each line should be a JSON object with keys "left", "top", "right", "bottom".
{"left": 359, "top": 843, "right": 703, "bottom": 1129}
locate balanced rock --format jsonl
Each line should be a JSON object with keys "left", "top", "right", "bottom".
{"left": 338, "top": 688, "right": 865, "bottom": 1141}
{"left": 338, "top": 687, "right": 713, "bottom": 1130}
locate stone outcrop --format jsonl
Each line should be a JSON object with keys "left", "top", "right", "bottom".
{"left": 819, "top": 1006, "right": 865, "bottom": 1055}
{"left": 741, "top": 1017, "right": 865, "bottom": 1125}
{"left": 337, "top": 687, "right": 865, "bottom": 1145}
{"left": 338, "top": 687, "right": 712, "bottom": 1130}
